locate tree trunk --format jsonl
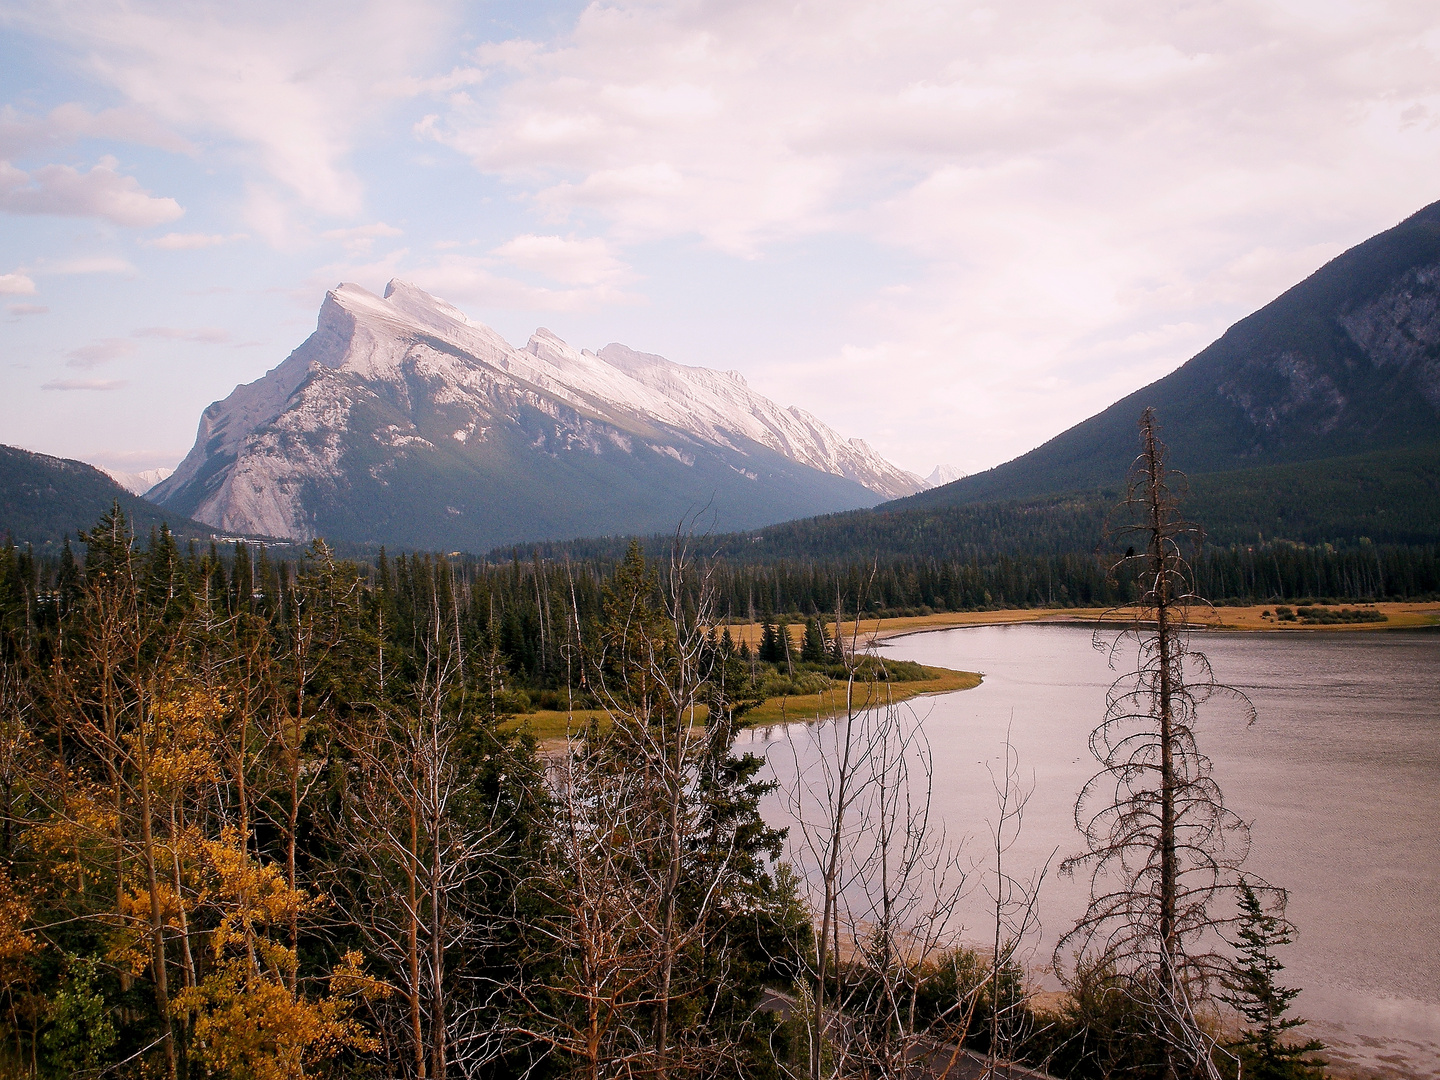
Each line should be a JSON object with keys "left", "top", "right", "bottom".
{"left": 138, "top": 719, "right": 177, "bottom": 1080}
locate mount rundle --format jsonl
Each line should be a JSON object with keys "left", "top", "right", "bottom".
{"left": 150, "top": 280, "right": 923, "bottom": 550}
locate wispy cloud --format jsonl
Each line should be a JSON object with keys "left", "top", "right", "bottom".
{"left": 132, "top": 326, "right": 231, "bottom": 343}
{"left": 66, "top": 339, "right": 138, "bottom": 368}
{"left": 42, "top": 378, "right": 128, "bottom": 391}
{"left": 6, "top": 304, "right": 47, "bottom": 316}
{"left": 39, "top": 256, "right": 137, "bottom": 276}
{"left": 11, "top": 0, "right": 454, "bottom": 235}
{"left": 409, "top": 253, "right": 645, "bottom": 313}
{"left": 0, "top": 155, "right": 183, "bottom": 226}
{"left": 143, "top": 231, "right": 247, "bottom": 250}
{"left": 490, "top": 234, "right": 631, "bottom": 286}
{"left": 322, "top": 221, "right": 404, "bottom": 255}
{"left": 0, "top": 102, "right": 192, "bottom": 158}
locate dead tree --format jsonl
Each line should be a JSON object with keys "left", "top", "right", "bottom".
{"left": 981, "top": 729, "right": 1053, "bottom": 1079}
{"left": 331, "top": 572, "right": 510, "bottom": 1079}
{"left": 1058, "top": 408, "right": 1255, "bottom": 1080}
{"left": 781, "top": 591, "right": 969, "bottom": 1080}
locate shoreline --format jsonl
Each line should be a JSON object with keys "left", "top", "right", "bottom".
{"left": 720, "top": 601, "right": 1440, "bottom": 648}
{"left": 509, "top": 600, "right": 1436, "bottom": 749}
{"left": 513, "top": 663, "right": 984, "bottom": 748}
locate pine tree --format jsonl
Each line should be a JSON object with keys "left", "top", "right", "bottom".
{"left": 57, "top": 536, "right": 81, "bottom": 617}
{"left": 759, "top": 620, "right": 780, "bottom": 664}
{"left": 801, "top": 616, "right": 826, "bottom": 664}
{"left": 1221, "top": 881, "right": 1326, "bottom": 1080}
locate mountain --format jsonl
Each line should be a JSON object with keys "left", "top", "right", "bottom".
{"left": 150, "top": 281, "right": 924, "bottom": 551}
{"left": 903, "top": 200, "right": 1440, "bottom": 510}
{"left": 102, "top": 466, "right": 173, "bottom": 496}
{"left": 735, "top": 442, "right": 1440, "bottom": 562}
{"left": 924, "top": 464, "right": 966, "bottom": 488}
{"left": 1, "top": 445, "right": 202, "bottom": 548}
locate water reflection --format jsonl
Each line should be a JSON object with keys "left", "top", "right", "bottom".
{"left": 741, "top": 624, "right": 1440, "bottom": 1079}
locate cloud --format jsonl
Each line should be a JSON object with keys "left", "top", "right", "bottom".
{"left": 66, "top": 339, "right": 139, "bottom": 369}
{"left": 306, "top": 249, "right": 645, "bottom": 315}
{"left": 144, "top": 232, "right": 248, "bottom": 250}
{"left": 0, "top": 102, "right": 192, "bottom": 158}
{"left": 418, "top": 0, "right": 1440, "bottom": 471}
{"left": 42, "top": 378, "right": 128, "bottom": 391}
{"left": 322, "top": 221, "right": 404, "bottom": 255}
{"left": 0, "top": 156, "right": 183, "bottom": 226}
{"left": 132, "top": 326, "right": 231, "bottom": 344}
{"left": 411, "top": 253, "right": 645, "bottom": 312}
{"left": 7, "top": 304, "right": 47, "bottom": 315}
{"left": 0, "top": 271, "right": 36, "bottom": 295}
{"left": 490, "top": 234, "right": 631, "bottom": 285}
{"left": 40, "top": 256, "right": 136, "bottom": 276}
{"left": 11, "top": 0, "right": 455, "bottom": 224}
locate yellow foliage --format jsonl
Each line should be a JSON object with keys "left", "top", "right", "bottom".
{"left": 173, "top": 833, "right": 385, "bottom": 1078}
{"left": 200, "top": 828, "right": 313, "bottom": 976}
{"left": 130, "top": 688, "right": 224, "bottom": 797}
{"left": 328, "top": 949, "right": 393, "bottom": 1005}
{"left": 28, "top": 779, "right": 117, "bottom": 886}
{"left": 0, "top": 870, "right": 37, "bottom": 987}
{"left": 175, "top": 957, "right": 379, "bottom": 1080}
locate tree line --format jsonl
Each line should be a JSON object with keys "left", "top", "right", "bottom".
{"left": 5, "top": 527, "right": 1434, "bottom": 707}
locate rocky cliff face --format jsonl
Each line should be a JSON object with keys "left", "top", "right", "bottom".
{"left": 1338, "top": 260, "right": 1440, "bottom": 411}
{"left": 150, "top": 281, "right": 923, "bottom": 547}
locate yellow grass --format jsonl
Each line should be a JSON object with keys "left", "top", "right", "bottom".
{"left": 504, "top": 664, "right": 983, "bottom": 743}
{"left": 723, "top": 600, "right": 1440, "bottom": 646}
{"left": 742, "top": 665, "right": 982, "bottom": 726}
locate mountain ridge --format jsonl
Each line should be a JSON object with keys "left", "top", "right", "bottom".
{"left": 903, "top": 200, "right": 1440, "bottom": 510}
{"left": 150, "top": 281, "right": 924, "bottom": 549}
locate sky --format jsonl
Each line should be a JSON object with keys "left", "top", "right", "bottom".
{"left": 1, "top": 0, "right": 1438, "bottom": 481}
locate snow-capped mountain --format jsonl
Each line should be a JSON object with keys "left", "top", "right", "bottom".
{"left": 102, "top": 466, "right": 173, "bottom": 496}
{"left": 149, "top": 281, "right": 924, "bottom": 549}
{"left": 924, "top": 464, "right": 966, "bottom": 488}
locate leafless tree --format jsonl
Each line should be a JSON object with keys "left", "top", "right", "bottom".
{"left": 1058, "top": 408, "right": 1257, "bottom": 1080}
{"left": 508, "top": 534, "right": 772, "bottom": 1079}
{"left": 980, "top": 728, "right": 1053, "bottom": 1079}
{"left": 330, "top": 573, "right": 512, "bottom": 1079}
{"left": 781, "top": 594, "right": 971, "bottom": 1080}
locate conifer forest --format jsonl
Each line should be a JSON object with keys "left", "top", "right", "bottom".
{"left": 0, "top": 419, "right": 1375, "bottom": 1079}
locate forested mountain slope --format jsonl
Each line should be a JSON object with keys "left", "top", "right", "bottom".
{"left": 905, "top": 200, "right": 1440, "bottom": 510}
{"left": 0, "top": 444, "right": 205, "bottom": 547}
{"left": 502, "top": 441, "right": 1440, "bottom": 566}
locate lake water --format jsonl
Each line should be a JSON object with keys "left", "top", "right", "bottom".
{"left": 740, "top": 624, "right": 1440, "bottom": 1079}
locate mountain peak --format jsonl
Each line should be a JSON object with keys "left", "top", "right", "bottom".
{"left": 925, "top": 464, "right": 966, "bottom": 488}
{"left": 382, "top": 279, "right": 473, "bottom": 330}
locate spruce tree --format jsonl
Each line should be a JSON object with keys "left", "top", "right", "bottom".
{"left": 759, "top": 620, "right": 780, "bottom": 664}
{"left": 801, "top": 616, "right": 826, "bottom": 664}
{"left": 1221, "top": 881, "right": 1326, "bottom": 1080}
{"left": 57, "top": 536, "right": 81, "bottom": 617}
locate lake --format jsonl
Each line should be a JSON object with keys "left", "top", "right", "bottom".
{"left": 741, "top": 624, "right": 1440, "bottom": 1079}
